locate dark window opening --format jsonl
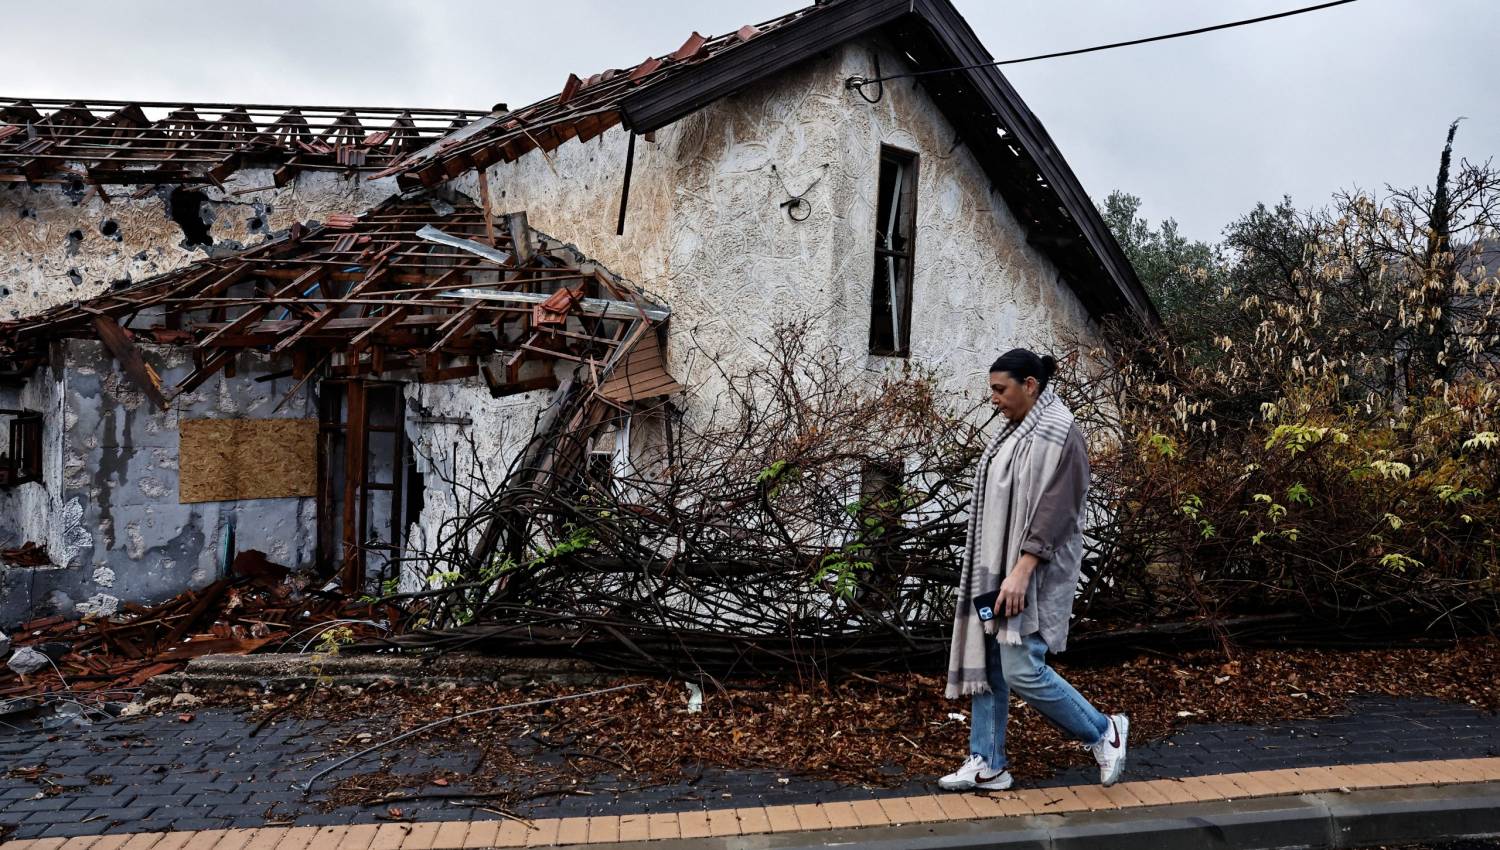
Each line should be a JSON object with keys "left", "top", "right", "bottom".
{"left": 0, "top": 410, "right": 43, "bottom": 487}
{"left": 869, "top": 146, "right": 918, "bottom": 357}
{"left": 583, "top": 419, "right": 629, "bottom": 497}
{"left": 855, "top": 458, "right": 906, "bottom": 605}
{"left": 169, "top": 188, "right": 213, "bottom": 248}
{"left": 585, "top": 451, "right": 616, "bottom": 495}
{"left": 317, "top": 381, "right": 418, "bottom": 591}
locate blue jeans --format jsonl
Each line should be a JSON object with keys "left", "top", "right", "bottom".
{"left": 969, "top": 633, "right": 1109, "bottom": 770}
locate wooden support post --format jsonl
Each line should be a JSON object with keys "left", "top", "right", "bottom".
{"left": 507, "top": 211, "right": 532, "bottom": 266}
{"left": 476, "top": 168, "right": 498, "bottom": 246}
{"left": 340, "top": 380, "right": 367, "bottom": 592}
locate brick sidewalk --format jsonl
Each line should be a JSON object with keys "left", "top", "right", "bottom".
{"left": 0, "top": 696, "right": 1495, "bottom": 841}
{"left": 2, "top": 758, "right": 1498, "bottom": 849}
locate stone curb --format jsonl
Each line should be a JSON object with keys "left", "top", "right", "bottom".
{"left": 146, "top": 652, "right": 605, "bottom": 693}
{"left": 579, "top": 782, "right": 1500, "bottom": 850}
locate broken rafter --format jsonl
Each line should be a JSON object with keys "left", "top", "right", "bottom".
{"left": 0, "top": 196, "right": 672, "bottom": 399}
{"left": 90, "top": 315, "right": 169, "bottom": 410}
{"left": 0, "top": 97, "right": 485, "bottom": 186}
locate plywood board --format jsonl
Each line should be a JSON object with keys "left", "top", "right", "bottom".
{"left": 179, "top": 418, "right": 318, "bottom": 504}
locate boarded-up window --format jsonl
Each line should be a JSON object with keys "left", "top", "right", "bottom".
{"left": 870, "top": 145, "right": 918, "bottom": 357}
{"left": 179, "top": 418, "right": 318, "bottom": 503}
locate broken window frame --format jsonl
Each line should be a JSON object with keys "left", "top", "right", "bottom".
{"left": 584, "top": 415, "right": 634, "bottom": 495}
{"left": 0, "top": 409, "right": 42, "bottom": 488}
{"left": 869, "top": 145, "right": 919, "bottom": 358}
{"left": 316, "top": 380, "right": 417, "bottom": 590}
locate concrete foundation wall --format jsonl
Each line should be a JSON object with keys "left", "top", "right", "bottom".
{"left": 0, "top": 170, "right": 398, "bottom": 321}
{"left": 0, "top": 340, "right": 318, "bottom": 626}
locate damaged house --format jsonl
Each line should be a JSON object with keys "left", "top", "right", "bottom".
{"left": 0, "top": 0, "right": 1155, "bottom": 628}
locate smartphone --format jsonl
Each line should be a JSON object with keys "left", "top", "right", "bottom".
{"left": 971, "top": 588, "right": 1001, "bottom": 621}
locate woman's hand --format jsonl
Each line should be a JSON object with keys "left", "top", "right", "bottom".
{"left": 997, "top": 554, "right": 1041, "bottom": 617}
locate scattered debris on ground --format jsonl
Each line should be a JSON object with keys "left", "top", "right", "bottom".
{"left": 0, "top": 550, "right": 393, "bottom": 713}
{"left": 163, "top": 636, "right": 1500, "bottom": 816}
{"left": 0, "top": 543, "right": 49, "bottom": 568}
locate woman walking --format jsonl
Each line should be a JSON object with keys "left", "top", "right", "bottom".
{"left": 940, "top": 349, "right": 1127, "bottom": 792}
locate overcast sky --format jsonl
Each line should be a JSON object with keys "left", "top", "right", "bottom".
{"left": 3, "top": 0, "right": 1494, "bottom": 241}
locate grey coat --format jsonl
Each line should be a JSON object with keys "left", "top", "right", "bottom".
{"left": 1011, "top": 421, "right": 1090, "bottom": 652}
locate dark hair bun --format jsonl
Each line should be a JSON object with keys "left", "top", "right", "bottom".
{"left": 989, "top": 348, "right": 1057, "bottom": 390}
{"left": 1039, "top": 354, "right": 1057, "bottom": 382}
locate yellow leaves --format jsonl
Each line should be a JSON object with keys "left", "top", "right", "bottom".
{"left": 1463, "top": 431, "right": 1498, "bottom": 451}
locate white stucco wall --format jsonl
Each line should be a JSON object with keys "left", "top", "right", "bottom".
{"left": 0, "top": 170, "right": 397, "bottom": 320}
{"left": 400, "top": 379, "right": 553, "bottom": 587}
{"left": 394, "top": 35, "right": 1117, "bottom": 585}
{"left": 454, "top": 37, "right": 1107, "bottom": 415}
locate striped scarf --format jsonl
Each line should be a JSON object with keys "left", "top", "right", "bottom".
{"left": 946, "top": 386, "right": 1075, "bottom": 698}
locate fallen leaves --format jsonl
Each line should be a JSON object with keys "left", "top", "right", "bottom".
{"left": 215, "top": 634, "right": 1498, "bottom": 811}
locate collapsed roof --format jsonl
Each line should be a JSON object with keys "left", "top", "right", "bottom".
{"left": 377, "top": 0, "right": 1159, "bottom": 327}
{"left": 0, "top": 196, "right": 678, "bottom": 409}
{"left": 0, "top": 98, "right": 484, "bottom": 187}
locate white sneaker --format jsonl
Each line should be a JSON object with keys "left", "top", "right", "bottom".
{"left": 1089, "top": 714, "right": 1129, "bottom": 786}
{"left": 938, "top": 754, "right": 1014, "bottom": 791}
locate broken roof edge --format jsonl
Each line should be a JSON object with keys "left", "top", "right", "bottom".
{"left": 614, "top": 0, "right": 1159, "bottom": 329}
{"left": 0, "top": 190, "right": 669, "bottom": 406}
{"left": 0, "top": 97, "right": 489, "bottom": 188}
{"left": 369, "top": 2, "right": 829, "bottom": 186}
{"left": 0, "top": 189, "right": 659, "bottom": 333}
{"left": 391, "top": 0, "right": 1156, "bottom": 329}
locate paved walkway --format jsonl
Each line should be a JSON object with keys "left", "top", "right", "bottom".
{"left": 0, "top": 695, "right": 1495, "bottom": 846}
{"left": 1, "top": 758, "right": 1498, "bottom": 849}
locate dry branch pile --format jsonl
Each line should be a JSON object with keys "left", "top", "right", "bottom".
{"left": 385, "top": 325, "right": 991, "bottom": 677}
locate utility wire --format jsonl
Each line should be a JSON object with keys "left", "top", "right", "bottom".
{"left": 849, "top": 0, "right": 1358, "bottom": 88}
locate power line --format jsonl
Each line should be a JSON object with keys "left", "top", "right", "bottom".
{"left": 848, "top": 0, "right": 1359, "bottom": 90}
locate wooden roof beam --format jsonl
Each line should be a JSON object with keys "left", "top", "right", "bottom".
{"left": 90, "top": 314, "right": 169, "bottom": 410}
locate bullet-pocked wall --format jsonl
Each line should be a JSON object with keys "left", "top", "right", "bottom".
{"left": 0, "top": 170, "right": 399, "bottom": 321}
{"left": 0, "top": 340, "right": 319, "bottom": 627}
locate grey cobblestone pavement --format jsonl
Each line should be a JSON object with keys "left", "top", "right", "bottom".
{"left": 0, "top": 695, "right": 1494, "bottom": 839}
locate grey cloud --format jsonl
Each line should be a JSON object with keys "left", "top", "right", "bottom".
{"left": 3, "top": 0, "right": 1493, "bottom": 241}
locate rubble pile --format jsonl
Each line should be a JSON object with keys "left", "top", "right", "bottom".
{"left": 0, "top": 550, "right": 393, "bottom": 706}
